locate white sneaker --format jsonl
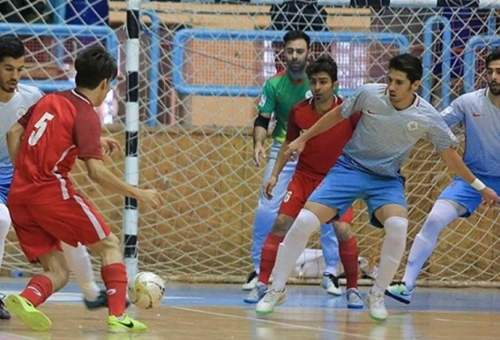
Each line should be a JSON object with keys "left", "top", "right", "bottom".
{"left": 242, "top": 271, "right": 258, "bottom": 291}
{"left": 367, "top": 288, "right": 388, "bottom": 321}
{"left": 256, "top": 289, "right": 286, "bottom": 315}
{"left": 243, "top": 282, "right": 267, "bottom": 304}
{"left": 346, "top": 288, "right": 364, "bottom": 309}
{"left": 321, "top": 273, "right": 342, "bottom": 296}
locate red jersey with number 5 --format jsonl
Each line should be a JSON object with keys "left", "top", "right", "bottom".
{"left": 9, "top": 90, "right": 103, "bottom": 205}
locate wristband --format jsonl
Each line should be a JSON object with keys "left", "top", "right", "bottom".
{"left": 471, "top": 178, "right": 486, "bottom": 191}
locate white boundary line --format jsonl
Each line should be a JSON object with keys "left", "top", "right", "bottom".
{"left": 172, "top": 306, "right": 372, "bottom": 339}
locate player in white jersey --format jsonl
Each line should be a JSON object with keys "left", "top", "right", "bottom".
{"left": 256, "top": 54, "right": 499, "bottom": 320}
{"left": 386, "top": 49, "right": 500, "bottom": 304}
{"left": 0, "top": 35, "right": 111, "bottom": 318}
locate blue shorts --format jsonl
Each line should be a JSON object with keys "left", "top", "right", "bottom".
{"left": 439, "top": 175, "right": 500, "bottom": 217}
{"left": 0, "top": 179, "right": 11, "bottom": 205}
{"left": 309, "top": 156, "right": 407, "bottom": 228}
{"left": 0, "top": 165, "right": 13, "bottom": 205}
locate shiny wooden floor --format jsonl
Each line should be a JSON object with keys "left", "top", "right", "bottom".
{"left": 1, "top": 280, "right": 499, "bottom": 339}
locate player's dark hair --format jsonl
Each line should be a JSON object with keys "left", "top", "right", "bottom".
{"left": 283, "top": 30, "right": 310, "bottom": 47}
{"left": 306, "top": 55, "right": 338, "bottom": 82}
{"left": 0, "top": 35, "right": 24, "bottom": 63}
{"left": 75, "top": 45, "right": 117, "bottom": 89}
{"left": 486, "top": 48, "right": 500, "bottom": 68}
{"left": 389, "top": 53, "right": 422, "bottom": 83}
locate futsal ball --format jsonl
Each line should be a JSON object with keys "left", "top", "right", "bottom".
{"left": 129, "top": 271, "right": 166, "bottom": 309}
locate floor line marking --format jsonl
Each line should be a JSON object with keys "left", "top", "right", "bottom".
{"left": 172, "top": 306, "right": 373, "bottom": 339}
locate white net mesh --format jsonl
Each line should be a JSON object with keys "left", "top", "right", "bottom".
{"left": 1, "top": 1, "right": 499, "bottom": 286}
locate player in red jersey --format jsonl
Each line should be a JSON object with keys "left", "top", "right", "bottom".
{"left": 251, "top": 55, "right": 364, "bottom": 312}
{"left": 4, "top": 46, "right": 162, "bottom": 333}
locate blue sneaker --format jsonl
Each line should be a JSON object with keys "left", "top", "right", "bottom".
{"left": 346, "top": 288, "right": 364, "bottom": 309}
{"left": 243, "top": 282, "right": 267, "bottom": 304}
{"left": 385, "top": 281, "right": 414, "bottom": 304}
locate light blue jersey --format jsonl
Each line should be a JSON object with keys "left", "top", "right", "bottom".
{"left": 441, "top": 88, "right": 500, "bottom": 178}
{"left": 340, "top": 84, "right": 458, "bottom": 177}
{"left": 0, "top": 84, "right": 43, "bottom": 203}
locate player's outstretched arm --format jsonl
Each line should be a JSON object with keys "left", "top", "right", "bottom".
{"left": 84, "top": 158, "right": 163, "bottom": 209}
{"left": 6, "top": 122, "right": 24, "bottom": 163}
{"left": 440, "top": 148, "right": 499, "bottom": 206}
{"left": 264, "top": 140, "right": 290, "bottom": 199}
{"left": 286, "top": 105, "right": 343, "bottom": 157}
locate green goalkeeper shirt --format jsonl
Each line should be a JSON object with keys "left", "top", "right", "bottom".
{"left": 257, "top": 71, "right": 312, "bottom": 143}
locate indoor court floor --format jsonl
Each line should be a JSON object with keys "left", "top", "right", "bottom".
{"left": 0, "top": 278, "right": 499, "bottom": 339}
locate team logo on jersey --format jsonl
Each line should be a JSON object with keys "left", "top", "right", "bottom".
{"left": 305, "top": 90, "right": 313, "bottom": 99}
{"left": 258, "top": 94, "right": 266, "bottom": 107}
{"left": 283, "top": 190, "right": 293, "bottom": 203}
{"left": 407, "top": 121, "right": 419, "bottom": 131}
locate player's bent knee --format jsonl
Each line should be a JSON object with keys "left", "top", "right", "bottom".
{"left": 89, "top": 233, "right": 120, "bottom": 254}
{"left": 421, "top": 212, "right": 448, "bottom": 236}
{"left": 384, "top": 216, "right": 408, "bottom": 241}
{"left": 292, "top": 209, "right": 321, "bottom": 236}
{"left": 334, "top": 221, "right": 353, "bottom": 241}
{"left": 303, "top": 202, "right": 336, "bottom": 224}
{"left": 271, "top": 215, "right": 294, "bottom": 236}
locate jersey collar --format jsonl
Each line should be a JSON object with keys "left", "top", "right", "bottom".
{"left": 71, "top": 89, "right": 92, "bottom": 105}
{"left": 384, "top": 86, "right": 420, "bottom": 111}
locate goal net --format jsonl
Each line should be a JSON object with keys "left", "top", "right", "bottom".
{"left": 1, "top": 0, "right": 498, "bottom": 287}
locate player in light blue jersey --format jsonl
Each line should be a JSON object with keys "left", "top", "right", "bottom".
{"left": 0, "top": 35, "right": 113, "bottom": 318}
{"left": 386, "top": 48, "right": 500, "bottom": 305}
{"left": 256, "top": 54, "right": 499, "bottom": 320}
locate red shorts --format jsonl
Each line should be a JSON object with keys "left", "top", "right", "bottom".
{"left": 9, "top": 194, "right": 110, "bottom": 262}
{"left": 279, "top": 170, "right": 353, "bottom": 223}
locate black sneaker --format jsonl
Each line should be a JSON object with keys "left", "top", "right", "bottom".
{"left": 84, "top": 289, "right": 131, "bottom": 310}
{"left": 321, "top": 273, "right": 342, "bottom": 296}
{"left": 84, "top": 289, "right": 108, "bottom": 310}
{"left": 241, "top": 271, "right": 258, "bottom": 291}
{"left": 0, "top": 295, "right": 11, "bottom": 320}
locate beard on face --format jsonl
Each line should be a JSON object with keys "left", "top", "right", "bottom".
{"left": 287, "top": 59, "right": 306, "bottom": 73}
{"left": 488, "top": 81, "right": 500, "bottom": 96}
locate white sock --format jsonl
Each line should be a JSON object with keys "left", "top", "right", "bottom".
{"left": 271, "top": 209, "right": 320, "bottom": 291}
{"left": 0, "top": 204, "right": 11, "bottom": 268}
{"left": 61, "top": 242, "right": 100, "bottom": 301}
{"left": 402, "top": 200, "right": 461, "bottom": 288}
{"left": 373, "top": 216, "right": 408, "bottom": 293}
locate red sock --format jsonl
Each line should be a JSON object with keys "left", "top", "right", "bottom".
{"left": 101, "top": 263, "right": 128, "bottom": 316}
{"left": 258, "top": 233, "right": 284, "bottom": 285}
{"left": 20, "top": 275, "right": 53, "bottom": 307}
{"left": 339, "top": 237, "right": 359, "bottom": 289}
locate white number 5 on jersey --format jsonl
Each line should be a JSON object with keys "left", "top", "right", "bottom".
{"left": 28, "top": 112, "right": 55, "bottom": 146}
